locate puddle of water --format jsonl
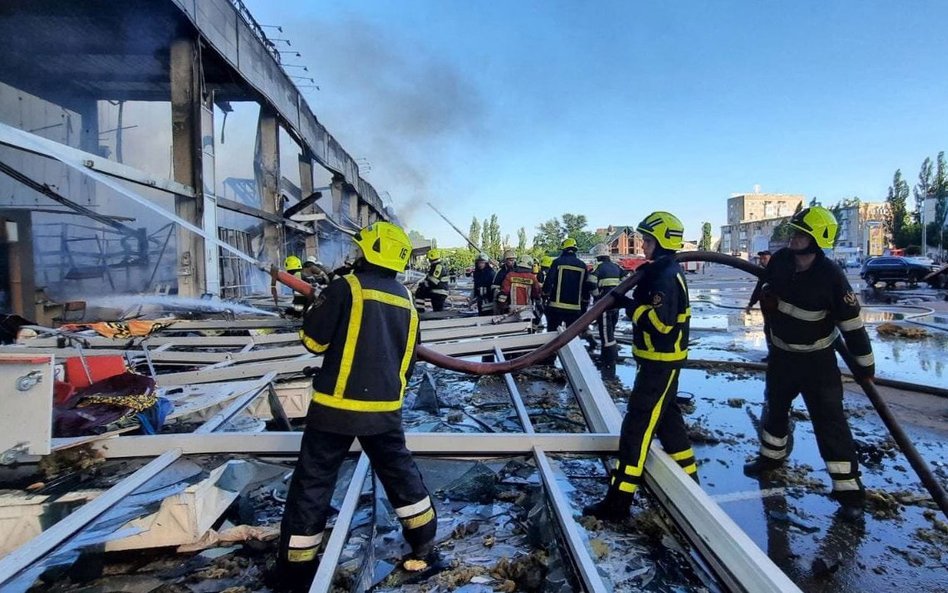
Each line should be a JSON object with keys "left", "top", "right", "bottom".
{"left": 607, "top": 361, "right": 948, "bottom": 593}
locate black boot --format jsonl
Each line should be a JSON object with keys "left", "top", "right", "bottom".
{"left": 742, "top": 456, "right": 784, "bottom": 476}
{"left": 832, "top": 490, "right": 865, "bottom": 523}
{"left": 582, "top": 488, "right": 633, "bottom": 521}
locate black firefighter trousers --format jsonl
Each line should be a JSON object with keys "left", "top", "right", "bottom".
{"left": 611, "top": 362, "right": 697, "bottom": 496}
{"left": 760, "top": 350, "right": 864, "bottom": 504}
{"left": 278, "top": 421, "right": 436, "bottom": 586}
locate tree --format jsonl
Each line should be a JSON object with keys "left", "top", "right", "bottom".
{"left": 884, "top": 169, "right": 910, "bottom": 247}
{"left": 913, "top": 157, "right": 933, "bottom": 226}
{"left": 487, "top": 214, "right": 502, "bottom": 258}
{"left": 517, "top": 227, "right": 527, "bottom": 255}
{"left": 533, "top": 217, "right": 563, "bottom": 254}
{"left": 468, "top": 217, "right": 481, "bottom": 253}
{"left": 561, "top": 213, "right": 588, "bottom": 238}
{"left": 699, "top": 222, "right": 712, "bottom": 251}
{"left": 934, "top": 152, "right": 948, "bottom": 251}
{"left": 480, "top": 217, "right": 489, "bottom": 253}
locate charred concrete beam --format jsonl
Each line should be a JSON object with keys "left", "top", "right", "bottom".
{"left": 257, "top": 107, "right": 282, "bottom": 267}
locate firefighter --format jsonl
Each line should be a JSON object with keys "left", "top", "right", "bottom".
{"left": 586, "top": 243, "right": 622, "bottom": 380}
{"left": 742, "top": 206, "right": 874, "bottom": 521}
{"left": 500, "top": 255, "right": 542, "bottom": 311}
{"left": 302, "top": 256, "right": 331, "bottom": 288}
{"left": 271, "top": 255, "right": 310, "bottom": 317}
{"left": 542, "top": 238, "right": 588, "bottom": 332}
{"left": 536, "top": 255, "right": 553, "bottom": 285}
{"left": 491, "top": 249, "right": 517, "bottom": 314}
{"left": 414, "top": 248, "right": 449, "bottom": 312}
{"left": 583, "top": 212, "right": 697, "bottom": 520}
{"left": 276, "top": 222, "right": 436, "bottom": 590}
{"left": 471, "top": 252, "right": 496, "bottom": 316}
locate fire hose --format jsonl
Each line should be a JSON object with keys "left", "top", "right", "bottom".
{"left": 270, "top": 252, "right": 948, "bottom": 516}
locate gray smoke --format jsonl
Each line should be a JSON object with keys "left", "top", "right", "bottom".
{"left": 284, "top": 17, "right": 487, "bottom": 225}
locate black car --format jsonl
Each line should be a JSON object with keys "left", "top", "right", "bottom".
{"left": 860, "top": 256, "right": 935, "bottom": 288}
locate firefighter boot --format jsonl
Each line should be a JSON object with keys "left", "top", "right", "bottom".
{"left": 742, "top": 456, "right": 784, "bottom": 477}
{"left": 582, "top": 486, "right": 633, "bottom": 521}
{"left": 599, "top": 345, "right": 618, "bottom": 382}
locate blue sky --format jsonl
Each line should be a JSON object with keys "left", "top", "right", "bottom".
{"left": 245, "top": 0, "right": 948, "bottom": 246}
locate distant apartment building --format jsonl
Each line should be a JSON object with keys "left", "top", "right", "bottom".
{"left": 719, "top": 191, "right": 805, "bottom": 255}
{"left": 594, "top": 225, "right": 644, "bottom": 256}
{"left": 833, "top": 201, "right": 887, "bottom": 258}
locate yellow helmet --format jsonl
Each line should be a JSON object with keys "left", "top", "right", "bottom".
{"left": 426, "top": 248, "right": 442, "bottom": 261}
{"left": 637, "top": 211, "right": 684, "bottom": 251}
{"left": 788, "top": 206, "right": 838, "bottom": 249}
{"left": 353, "top": 222, "right": 412, "bottom": 272}
{"left": 540, "top": 255, "right": 553, "bottom": 268}
{"left": 284, "top": 255, "right": 302, "bottom": 270}
{"left": 561, "top": 237, "right": 577, "bottom": 250}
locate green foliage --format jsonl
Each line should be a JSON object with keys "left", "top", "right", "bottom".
{"left": 913, "top": 157, "right": 933, "bottom": 225}
{"left": 438, "top": 247, "right": 475, "bottom": 274}
{"left": 487, "top": 215, "right": 502, "bottom": 258}
{"left": 935, "top": 152, "right": 948, "bottom": 247}
{"left": 468, "top": 217, "right": 481, "bottom": 253}
{"left": 926, "top": 221, "right": 948, "bottom": 247}
{"left": 699, "top": 222, "right": 712, "bottom": 250}
{"left": 533, "top": 217, "right": 563, "bottom": 254}
{"left": 885, "top": 169, "right": 911, "bottom": 247}
{"left": 517, "top": 227, "right": 527, "bottom": 255}
{"left": 771, "top": 221, "right": 794, "bottom": 242}
{"left": 904, "top": 244, "right": 922, "bottom": 256}
{"left": 533, "top": 213, "right": 596, "bottom": 253}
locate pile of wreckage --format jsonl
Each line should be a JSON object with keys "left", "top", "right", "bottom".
{"left": 0, "top": 292, "right": 805, "bottom": 593}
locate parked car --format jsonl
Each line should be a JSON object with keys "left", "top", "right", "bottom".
{"left": 860, "top": 256, "right": 936, "bottom": 288}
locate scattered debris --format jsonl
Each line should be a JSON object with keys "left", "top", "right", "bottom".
{"left": 876, "top": 322, "right": 930, "bottom": 339}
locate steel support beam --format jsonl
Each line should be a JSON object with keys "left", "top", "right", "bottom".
{"left": 0, "top": 449, "right": 182, "bottom": 587}
{"left": 90, "top": 433, "right": 619, "bottom": 459}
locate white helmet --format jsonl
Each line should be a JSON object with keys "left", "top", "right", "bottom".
{"left": 593, "top": 243, "right": 610, "bottom": 257}
{"left": 475, "top": 252, "right": 489, "bottom": 262}
{"left": 305, "top": 256, "right": 320, "bottom": 265}
{"left": 516, "top": 255, "right": 534, "bottom": 269}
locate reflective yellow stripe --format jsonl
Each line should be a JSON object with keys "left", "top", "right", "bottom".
{"left": 300, "top": 331, "right": 329, "bottom": 354}
{"left": 313, "top": 391, "right": 402, "bottom": 412}
{"left": 335, "top": 275, "right": 364, "bottom": 397}
{"left": 288, "top": 548, "right": 318, "bottom": 562}
{"left": 837, "top": 316, "right": 864, "bottom": 332}
{"left": 647, "top": 308, "right": 674, "bottom": 334}
{"left": 632, "top": 304, "right": 650, "bottom": 323}
{"left": 854, "top": 352, "right": 874, "bottom": 367}
{"left": 552, "top": 265, "right": 585, "bottom": 309}
{"left": 669, "top": 448, "right": 695, "bottom": 461}
{"left": 642, "top": 331, "right": 654, "bottom": 352}
{"left": 826, "top": 461, "right": 852, "bottom": 474}
{"left": 617, "top": 481, "right": 638, "bottom": 494}
{"left": 777, "top": 299, "right": 827, "bottom": 321}
{"left": 680, "top": 463, "right": 698, "bottom": 475}
{"left": 600, "top": 278, "right": 620, "bottom": 287}
{"left": 398, "top": 285, "right": 419, "bottom": 397}
{"left": 677, "top": 307, "right": 691, "bottom": 323}
{"left": 363, "top": 289, "right": 413, "bottom": 310}
{"left": 632, "top": 347, "right": 688, "bottom": 362}
{"left": 395, "top": 496, "right": 431, "bottom": 517}
{"left": 401, "top": 507, "right": 435, "bottom": 530}
{"left": 632, "top": 369, "right": 678, "bottom": 473}
{"left": 831, "top": 478, "right": 861, "bottom": 491}
{"left": 770, "top": 329, "right": 838, "bottom": 353}
{"left": 614, "top": 460, "right": 643, "bottom": 477}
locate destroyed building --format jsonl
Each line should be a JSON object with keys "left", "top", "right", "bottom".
{"left": 0, "top": 2, "right": 947, "bottom": 593}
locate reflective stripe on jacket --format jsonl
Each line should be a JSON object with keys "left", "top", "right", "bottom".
{"left": 543, "top": 252, "right": 587, "bottom": 311}
{"left": 624, "top": 255, "right": 691, "bottom": 363}
{"left": 300, "top": 268, "right": 419, "bottom": 434}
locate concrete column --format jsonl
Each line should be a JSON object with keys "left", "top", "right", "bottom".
{"left": 170, "top": 36, "right": 205, "bottom": 297}
{"left": 299, "top": 153, "right": 317, "bottom": 257}
{"left": 330, "top": 174, "right": 345, "bottom": 220}
{"left": 349, "top": 193, "right": 360, "bottom": 224}
{"left": 257, "top": 107, "right": 281, "bottom": 266}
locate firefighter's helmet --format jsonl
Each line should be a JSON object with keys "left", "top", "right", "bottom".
{"left": 353, "top": 222, "right": 413, "bottom": 272}
{"left": 540, "top": 255, "right": 554, "bottom": 268}
{"left": 637, "top": 211, "right": 684, "bottom": 251}
{"left": 503, "top": 249, "right": 517, "bottom": 260}
{"left": 517, "top": 255, "right": 534, "bottom": 269}
{"left": 788, "top": 206, "right": 838, "bottom": 249}
{"left": 475, "top": 252, "right": 489, "bottom": 262}
{"left": 284, "top": 255, "right": 302, "bottom": 271}
{"left": 426, "top": 248, "right": 442, "bottom": 261}
{"left": 561, "top": 237, "right": 577, "bottom": 250}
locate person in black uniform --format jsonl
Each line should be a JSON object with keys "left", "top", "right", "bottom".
{"left": 276, "top": 222, "right": 437, "bottom": 590}
{"left": 743, "top": 206, "right": 874, "bottom": 521}
{"left": 542, "top": 237, "right": 588, "bottom": 332}
{"left": 586, "top": 243, "right": 623, "bottom": 380}
{"left": 415, "top": 249, "right": 449, "bottom": 312}
{"left": 471, "top": 252, "right": 495, "bottom": 316}
{"left": 584, "top": 212, "right": 697, "bottom": 520}
{"left": 491, "top": 249, "right": 517, "bottom": 314}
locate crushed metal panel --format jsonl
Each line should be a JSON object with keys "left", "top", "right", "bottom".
{"left": 0, "top": 354, "right": 54, "bottom": 458}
